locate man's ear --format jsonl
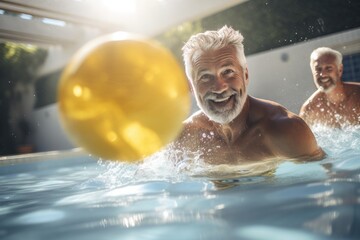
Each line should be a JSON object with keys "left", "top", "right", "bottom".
{"left": 339, "top": 64, "right": 344, "bottom": 77}
{"left": 245, "top": 67, "right": 249, "bottom": 86}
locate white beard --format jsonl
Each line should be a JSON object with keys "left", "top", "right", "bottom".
{"left": 195, "top": 89, "right": 247, "bottom": 124}
{"left": 317, "top": 77, "right": 337, "bottom": 93}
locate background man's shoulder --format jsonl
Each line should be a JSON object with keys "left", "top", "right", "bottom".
{"left": 304, "top": 90, "right": 324, "bottom": 107}
{"left": 344, "top": 82, "right": 360, "bottom": 92}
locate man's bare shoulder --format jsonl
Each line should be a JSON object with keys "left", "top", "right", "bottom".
{"left": 249, "top": 97, "right": 309, "bottom": 135}
{"left": 174, "top": 110, "right": 215, "bottom": 151}
{"left": 252, "top": 97, "right": 303, "bottom": 128}
{"left": 299, "top": 90, "right": 325, "bottom": 120}
{"left": 248, "top": 97, "right": 284, "bottom": 116}
{"left": 270, "top": 111, "right": 308, "bottom": 131}
{"left": 344, "top": 82, "right": 360, "bottom": 97}
{"left": 179, "top": 110, "right": 213, "bottom": 137}
{"left": 268, "top": 113, "right": 323, "bottom": 159}
{"left": 302, "top": 90, "right": 325, "bottom": 108}
{"left": 249, "top": 96, "right": 294, "bottom": 121}
{"left": 344, "top": 81, "right": 360, "bottom": 87}
{"left": 251, "top": 97, "right": 324, "bottom": 159}
{"left": 183, "top": 110, "right": 210, "bottom": 127}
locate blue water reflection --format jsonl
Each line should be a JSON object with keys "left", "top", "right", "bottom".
{"left": 0, "top": 127, "right": 359, "bottom": 240}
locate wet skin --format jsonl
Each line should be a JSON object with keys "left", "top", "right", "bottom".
{"left": 300, "top": 54, "right": 360, "bottom": 128}
{"left": 175, "top": 46, "right": 324, "bottom": 165}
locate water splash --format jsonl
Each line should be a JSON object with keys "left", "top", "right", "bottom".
{"left": 85, "top": 125, "right": 360, "bottom": 189}
{"left": 312, "top": 124, "right": 360, "bottom": 155}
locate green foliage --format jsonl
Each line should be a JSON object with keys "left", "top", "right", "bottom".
{"left": 0, "top": 42, "right": 47, "bottom": 85}
{"left": 157, "top": 0, "right": 360, "bottom": 56}
{"left": 0, "top": 42, "right": 47, "bottom": 155}
{"left": 202, "top": 0, "right": 360, "bottom": 55}
{"left": 155, "top": 20, "right": 203, "bottom": 65}
{"left": 0, "top": 42, "right": 47, "bottom": 104}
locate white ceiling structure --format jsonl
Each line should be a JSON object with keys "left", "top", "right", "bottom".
{"left": 0, "top": 0, "right": 248, "bottom": 46}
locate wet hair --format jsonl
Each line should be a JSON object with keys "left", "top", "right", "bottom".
{"left": 310, "top": 47, "right": 343, "bottom": 67}
{"left": 182, "top": 25, "right": 246, "bottom": 82}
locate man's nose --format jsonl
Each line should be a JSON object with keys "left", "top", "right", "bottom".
{"left": 319, "top": 69, "right": 328, "bottom": 77}
{"left": 212, "top": 76, "right": 228, "bottom": 93}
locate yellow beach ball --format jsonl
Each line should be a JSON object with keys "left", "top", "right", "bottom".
{"left": 58, "top": 32, "right": 190, "bottom": 162}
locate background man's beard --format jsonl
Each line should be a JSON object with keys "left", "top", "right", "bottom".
{"left": 319, "top": 85, "right": 336, "bottom": 93}
{"left": 196, "top": 91, "right": 246, "bottom": 124}
{"left": 317, "top": 77, "right": 336, "bottom": 93}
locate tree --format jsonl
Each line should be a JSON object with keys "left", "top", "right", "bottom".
{"left": 155, "top": 20, "right": 203, "bottom": 64}
{"left": 157, "top": 0, "right": 360, "bottom": 56}
{"left": 0, "top": 42, "right": 47, "bottom": 155}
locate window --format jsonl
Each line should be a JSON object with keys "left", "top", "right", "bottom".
{"left": 343, "top": 52, "right": 360, "bottom": 82}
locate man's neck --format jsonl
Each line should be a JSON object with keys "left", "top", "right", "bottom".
{"left": 326, "top": 83, "right": 346, "bottom": 104}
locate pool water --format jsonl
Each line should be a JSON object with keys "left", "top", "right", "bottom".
{"left": 0, "top": 126, "right": 359, "bottom": 240}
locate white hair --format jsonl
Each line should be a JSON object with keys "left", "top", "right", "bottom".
{"left": 310, "top": 47, "right": 343, "bottom": 67}
{"left": 182, "top": 25, "right": 247, "bottom": 82}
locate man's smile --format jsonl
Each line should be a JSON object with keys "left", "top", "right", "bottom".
{"left": 208, "top": 94, "right": 236, "bottom": 111}
{"left": 319, "top": 77, "right": 330, "bottom": 83}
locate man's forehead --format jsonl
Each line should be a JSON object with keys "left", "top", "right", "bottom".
{"left": 313, "top": 53, "right": 336, "bottom": 64}
{"left": 193, "top": 45, "right": 237, "bottom": 65}
{"left": 195, "top": 45, "right": 235, "bottom": 57}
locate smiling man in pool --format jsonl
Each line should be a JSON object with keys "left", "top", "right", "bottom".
{"left": 299, "top": 47, "right": 360, "bottom": 128}
{"left": 173, "top": 26, "right": 325, "bottom": 165}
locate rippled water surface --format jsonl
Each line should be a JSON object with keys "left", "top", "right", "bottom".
{"left": 0, "top": 126, "right": 359, "bottom": 240}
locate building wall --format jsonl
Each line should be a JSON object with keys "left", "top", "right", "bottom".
{"left": 246, "top": 28, "right": 360, "bottom": 114}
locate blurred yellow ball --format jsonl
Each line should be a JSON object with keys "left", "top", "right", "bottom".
{"left": 58, "top": 32, "right": 190, "bottom": 162}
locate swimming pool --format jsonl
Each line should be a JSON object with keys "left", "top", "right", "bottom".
{"left": 0, "top": 126, "right": 359, "bottom": 240}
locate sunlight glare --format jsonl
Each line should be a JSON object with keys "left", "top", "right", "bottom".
{"left": 102, "top": 0, "right": 136, "bottom": 15}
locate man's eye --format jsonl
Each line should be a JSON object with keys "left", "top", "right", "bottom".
{"left": 223, "top": 69, "right": 234, "bottom": 75}
{"left": 326, "top": 67, "right": 333, "bottom": 72}
{"left": 199, "top": 74, "right": 211, "bottom": 81}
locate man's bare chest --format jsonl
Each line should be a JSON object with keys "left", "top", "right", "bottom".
{"left": 312, "top": 100, "right": 360, "bottom": 124}
{"left": 184, "top": 129, "right": 273, "bottom": 164}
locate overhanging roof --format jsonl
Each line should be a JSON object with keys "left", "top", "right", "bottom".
{"left": 0, "top": 0, "right": 248, "bottom": 46}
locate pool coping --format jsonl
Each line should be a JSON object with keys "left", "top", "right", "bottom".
{"left": 0, "top": 148, "right": 87, "bottom": 166}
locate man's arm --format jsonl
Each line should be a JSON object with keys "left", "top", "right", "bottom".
{"left": 299, "top": 102, "right": 315, "bottom": 127}
{"left": 172, "top": 112, "right": 203, "bottom": 151}
{"left": 269, "top": 114, "right": 325, "bottom": 161}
